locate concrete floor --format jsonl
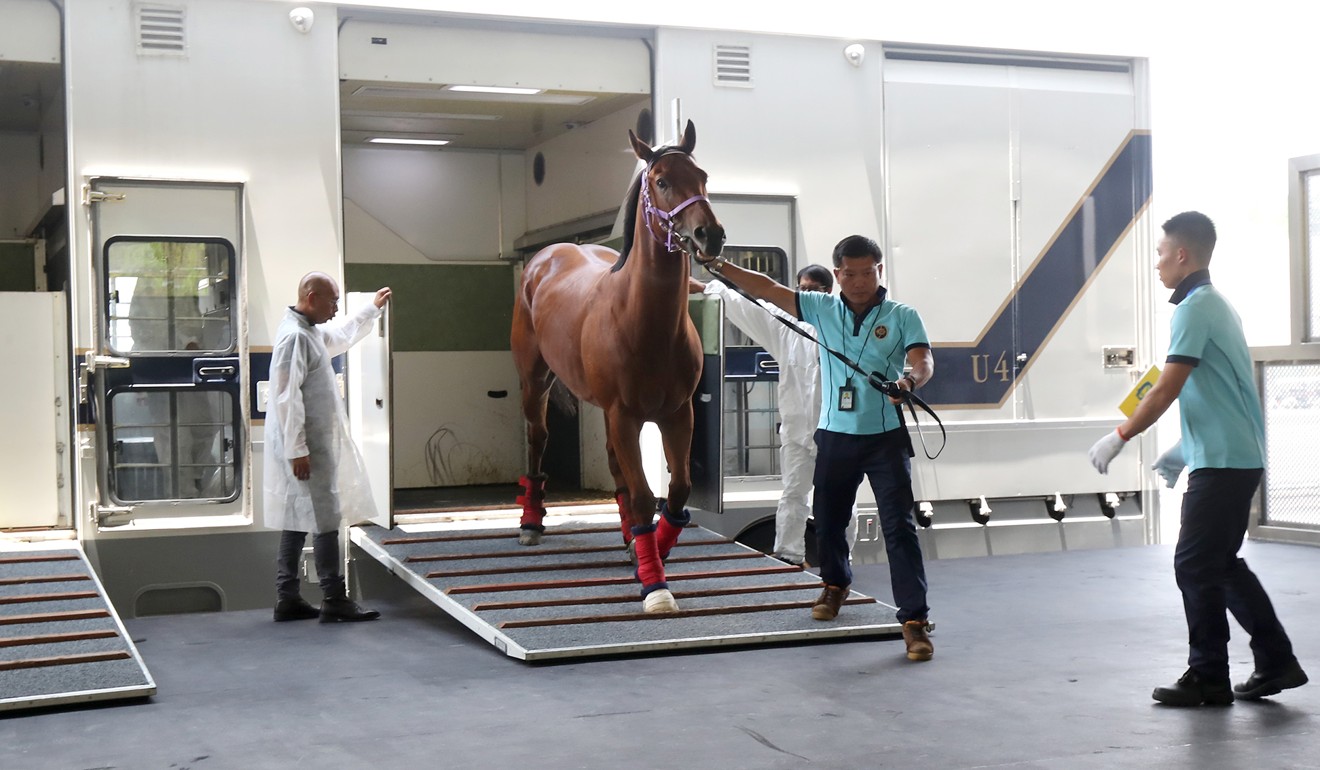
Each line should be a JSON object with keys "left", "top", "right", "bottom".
{"left": 3, "top": 541, "right": 1316, "bottom": 769}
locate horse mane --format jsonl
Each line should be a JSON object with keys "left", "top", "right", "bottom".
{"left": 610, "top": 144, "right": 688, "bottom": 274}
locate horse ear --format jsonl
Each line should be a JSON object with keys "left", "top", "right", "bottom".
{"left": 628, "top": 129, "right": 653, "bottom": 162}
{"left": 679, "top": 120, "right": 696, "bottom": 153}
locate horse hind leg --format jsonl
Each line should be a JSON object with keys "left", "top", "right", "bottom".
{"left": 603, "top": 415, "right": 633, "bottom": 548}
{"left": 513, "top": 326, "right": 552, "bottom": 546}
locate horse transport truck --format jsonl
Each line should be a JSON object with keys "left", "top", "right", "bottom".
{"left": 0, "top": 0, "right": 1231, "bottom": 701}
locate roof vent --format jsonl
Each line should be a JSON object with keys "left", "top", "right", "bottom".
{"left": 135, "top": 3, "right": 187, "bottom": 56}
{"left": 714, "top": 44, "right": 752, "bottom": 88}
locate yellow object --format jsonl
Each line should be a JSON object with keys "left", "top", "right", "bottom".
{"left": 1119, "top": 365, "right": 1161, "bottom": 417}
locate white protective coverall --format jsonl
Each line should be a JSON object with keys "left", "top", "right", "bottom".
{"left": 264, "top": 303, "right": 381, "bottom": 534}
{"left": 705, "top": 281, "right": 858, "bottom": 564}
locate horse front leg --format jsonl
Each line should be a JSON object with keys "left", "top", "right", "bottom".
{"left": 654, "top": 402, "right": 695, "bottom": 560}
{"left": 605, "top": 409, "right": 677, "bottom": 613}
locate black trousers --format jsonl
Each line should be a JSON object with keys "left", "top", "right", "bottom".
{"left": 1175, "top": 468, "right": 1296, "bottom": 681}
{"left": 275, "top": 529, "right": 345, "bottom": 601}
{"left": 812, "top": 428, "right": 928, "bottom": 623}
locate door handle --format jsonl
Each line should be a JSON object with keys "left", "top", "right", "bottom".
{"left": 198, "top": 366, "right": 237, "bottom": 377}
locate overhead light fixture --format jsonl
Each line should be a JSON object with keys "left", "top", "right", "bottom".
{"left": 366, "top": 137, "right": 450, "bottom": 146}
{"left": 445, "top": 85, "right": 543, "bottom": 95}
{"left": 342, "top": 109, "right": 501, "bottom": 122}
{"left": 351, "top": 84, "right": 595, "bottom": 106}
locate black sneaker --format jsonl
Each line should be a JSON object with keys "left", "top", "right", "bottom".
{"left": 1234, "top": 661, "right": 1308, "bottom": 701}
{"left": 319, "top": 597, "right": 381, "bottom": 623}
{"left": 273, "top": 597, "right": 320, "bottom": 622}
{"left": 1152, "top": 668, "right": 1234, "bottom": 706}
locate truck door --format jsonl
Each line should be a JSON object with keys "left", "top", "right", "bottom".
{"left": 85, "top": 179, "right": 245, "bottom": 526}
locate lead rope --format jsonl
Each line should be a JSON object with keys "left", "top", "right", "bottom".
{"left": 705, "top": 266, "right": 946, "bottom": 460}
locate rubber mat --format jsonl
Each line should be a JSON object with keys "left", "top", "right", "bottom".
{"left": 351, "top": 520, "right": 901, "bottom": 660}
{"left": 0, "top": 545, "right": 155, "bottom": 711}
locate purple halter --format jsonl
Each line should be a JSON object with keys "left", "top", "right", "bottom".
{"left": 640, "top": 168, "right": 708, "bottom": 256}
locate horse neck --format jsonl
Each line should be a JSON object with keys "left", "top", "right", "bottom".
{"left": 616, "top": 225, "right": 691, "bottom": 332}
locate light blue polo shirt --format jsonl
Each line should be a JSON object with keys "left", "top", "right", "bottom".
{"left": 798, "top": 287, "right": 929, "bottom": 435}
{"left": 1166, "top": 274, "right": 1265, "bottom": 470}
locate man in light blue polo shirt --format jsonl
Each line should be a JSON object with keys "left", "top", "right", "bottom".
{"left": 698, "top": 235, "right": 937, "bottom": 662}
{"left": 1090, "top": 211, "right": 1306, "bottom": 706}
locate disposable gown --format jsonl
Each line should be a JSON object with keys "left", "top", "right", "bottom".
{"left": 264, "top": 304, "right": 382, "bottom": 534}
{"left": 704, "top": 281, "right": 857, "bottom": 563}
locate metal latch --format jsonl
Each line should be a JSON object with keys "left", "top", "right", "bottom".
{"left": 1103, "top": 346, "right": 1136, "bottom": 368}
{"left": 79, "top": 352, "right": 130, "bottom": 404}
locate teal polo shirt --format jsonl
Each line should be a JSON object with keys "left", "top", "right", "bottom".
{"left": 1166, "top": 271, "right": 1265, "bottom": 470}
{"left": 798, "top": 287, "right": 930, "bottom": 435}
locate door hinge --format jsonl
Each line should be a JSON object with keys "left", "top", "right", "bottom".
{"left": 83, "top": 186, "right": 127, "bottom": 206}
{"left": 91, "top": 501, "right": 135, "bottom": 527}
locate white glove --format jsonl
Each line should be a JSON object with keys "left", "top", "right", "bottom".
{"left": 1152, "top": 440, "right": 1185, "bottom": 488}
{"left": 1089, "top": 429, "right": 1128, "bottom": 474}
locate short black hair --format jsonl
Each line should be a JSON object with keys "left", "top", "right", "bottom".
{"left": 831, "top": 235, "right": 883, "bottom": 267}
{"left": 1162, "top": 211, "right": 1216, "bottom": 264}
{"left": 796, "top": 264, "right": 834, "bottom": 291}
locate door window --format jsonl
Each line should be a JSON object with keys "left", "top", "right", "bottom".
{"left": 108, "top": 388, "right": 238, "bottom": 502}
{"left": 105, "top": 238, "right": 234, "bottom": 355}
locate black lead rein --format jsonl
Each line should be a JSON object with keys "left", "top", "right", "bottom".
{"left": 704, "top": 265, "right": 947, "bottom": 460}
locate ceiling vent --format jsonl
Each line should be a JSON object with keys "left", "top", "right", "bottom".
{"left": 713, "top": 44, "right": 752, "bottom": 88}
{"left": 135, "top": 4, "right": 187, "bottom": 56}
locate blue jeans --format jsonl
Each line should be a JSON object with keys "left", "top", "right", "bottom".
{"left": 276, "top": 529, "right": 344, "bottom": 601}
{"left": 812, "top": 428, "right": 928, "bottom": 622}
{"left": 1175, "top": 468, "right": 1296, "bottom": 681}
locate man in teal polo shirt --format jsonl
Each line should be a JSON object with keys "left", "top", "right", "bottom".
{"left": 698, "top": 235, "right": 936, "bottom": 662}
{"left": 1090, "top": 211, "right": 1307, "bottom": 706}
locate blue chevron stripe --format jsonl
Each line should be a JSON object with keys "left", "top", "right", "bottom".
{"left": 918, "top": 131, "right": 1152, "bottom": 407}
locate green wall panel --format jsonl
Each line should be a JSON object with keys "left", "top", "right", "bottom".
{"left": 0, "top": 242, "right": 38, "bottom": 291}
{"left": 346, "top": 263, "right": 514, "bottom": 352}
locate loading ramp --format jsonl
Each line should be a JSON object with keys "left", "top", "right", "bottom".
{"left": 351, "top": 513, "right": 901, "bottom": 661}
{"left": 0, "top": 544, "right": 156, "bottom": 712}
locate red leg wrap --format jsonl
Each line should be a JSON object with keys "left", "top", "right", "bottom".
{"left": 517, "top": 475, "right": 547, "bottom": 530}
{"left": 655, "top": 501, "right": 691, "bottom": 560}
{"left": 631, "top": 528, "right": 666, "bottom": 591}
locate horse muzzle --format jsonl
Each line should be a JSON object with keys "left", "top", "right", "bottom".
{"left": 689, "top": 223, "right": 726, "bottom": 259}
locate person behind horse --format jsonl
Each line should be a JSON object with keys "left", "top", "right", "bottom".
{"left": 695, "top": 235, "right": 936, "bottom": 662}
{"left": 690, "top": 265, "right": 859, "bottom": 567}
{"left": 265, "top": 272, "right": 391, "bottom": 623}
{"left": 1089, "top": 211, "right": 1307, "bottom": 705}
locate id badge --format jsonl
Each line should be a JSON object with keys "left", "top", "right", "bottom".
{"left": 838, "top": 384, "right": 856, "bottom": 412}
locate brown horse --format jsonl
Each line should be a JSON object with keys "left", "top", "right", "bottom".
{"left": 510, "top": 120, "right": 725, "bottom": 613}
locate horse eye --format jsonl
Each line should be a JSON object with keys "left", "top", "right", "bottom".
{"left": 656, "top": 177, "right": 669, "bottom": 190}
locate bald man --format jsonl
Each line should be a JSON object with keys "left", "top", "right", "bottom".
{"left": 265, "top": 272, "right": 391, "bottom": 623}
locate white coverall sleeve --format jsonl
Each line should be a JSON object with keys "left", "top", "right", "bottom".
{"left": 319, "top": 303, "right": 383, "bottom": 358}
{"left": 704, "top": 280, "right": 793, "bottom": 360}
{"left": 270, "top": 334, "right": 310, "bottom": 459}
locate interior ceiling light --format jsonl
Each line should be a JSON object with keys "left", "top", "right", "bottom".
{"left": 367, "top": 137, "right": 450, "bottom": 146}
{"left": 351, "top": 84, "right": 595, "bottom": 106}
{"left": 445, "top": 85, "right": 542, "bottom": 95}
{"left": 342, "top": 109, "right": 501, "bottom": 121}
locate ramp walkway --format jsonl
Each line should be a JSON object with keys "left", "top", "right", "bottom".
{"left": 0, "top": 544, "right": 155, "bottom": 712}
{"left": 351, "top": 516, "right": 901, "bottom": 660}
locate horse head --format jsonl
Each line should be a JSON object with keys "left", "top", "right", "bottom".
{"left": 627, "top": 120, "right": 726, "bottom": 261}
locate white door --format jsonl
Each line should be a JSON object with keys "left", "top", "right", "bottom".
{"left": 85, "top": 179, "right": 246, "bottom": 525}
{"left": 346, "top": 292, "right": 392, "bottom": 528}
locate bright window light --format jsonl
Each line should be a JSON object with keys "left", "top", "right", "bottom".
{"left": 367, "top": 137, "right": 451, "bottom": 146}
{"left": 445, "top": 84, "right": 543, "bottom": 95}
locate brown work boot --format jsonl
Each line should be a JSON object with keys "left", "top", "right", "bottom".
{"left": 902, "top": 620, "right": 934, "bottom": 661}
{"left": 811, "top": 584, "right": 849, "bottom": 620}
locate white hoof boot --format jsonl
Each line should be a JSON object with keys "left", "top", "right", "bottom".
{"left": 642, "top": 589, "right": 678, "bottom": 614}
{"left": 518, "top": 529, "right": 542, "bottom": 546}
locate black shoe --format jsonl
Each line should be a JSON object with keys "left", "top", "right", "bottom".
{"left": 1234, "top": 661, "right": 1308, "bottom": 701}
{"left": 1152, "top": 668, "right": 1234, "bottom": 706}
{"left": 320, "top": 597, "right": 381, "bottom": 623}
{"left": 273, "top": 597, "right": 320, "bottom": 622}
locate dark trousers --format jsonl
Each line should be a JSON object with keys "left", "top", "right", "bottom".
{"left": 276, "top": 529, "right": 345, "bottom": 601}
{"left": 1175, "top": 468, "right": 1295, "bottom": 681}
{"left": 813, "top": 428, "right": 929, "bottom": 622}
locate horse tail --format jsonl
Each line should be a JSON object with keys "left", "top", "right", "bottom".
{"left": 548, "top": 376, "right": 578, "bottom": 418}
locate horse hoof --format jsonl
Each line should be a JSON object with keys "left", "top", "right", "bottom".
{"left": 518, "top": 529, "right": 543, "bottom": 546}
{"left": 642, "top": 589, "right": 678, "bottom": 614}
